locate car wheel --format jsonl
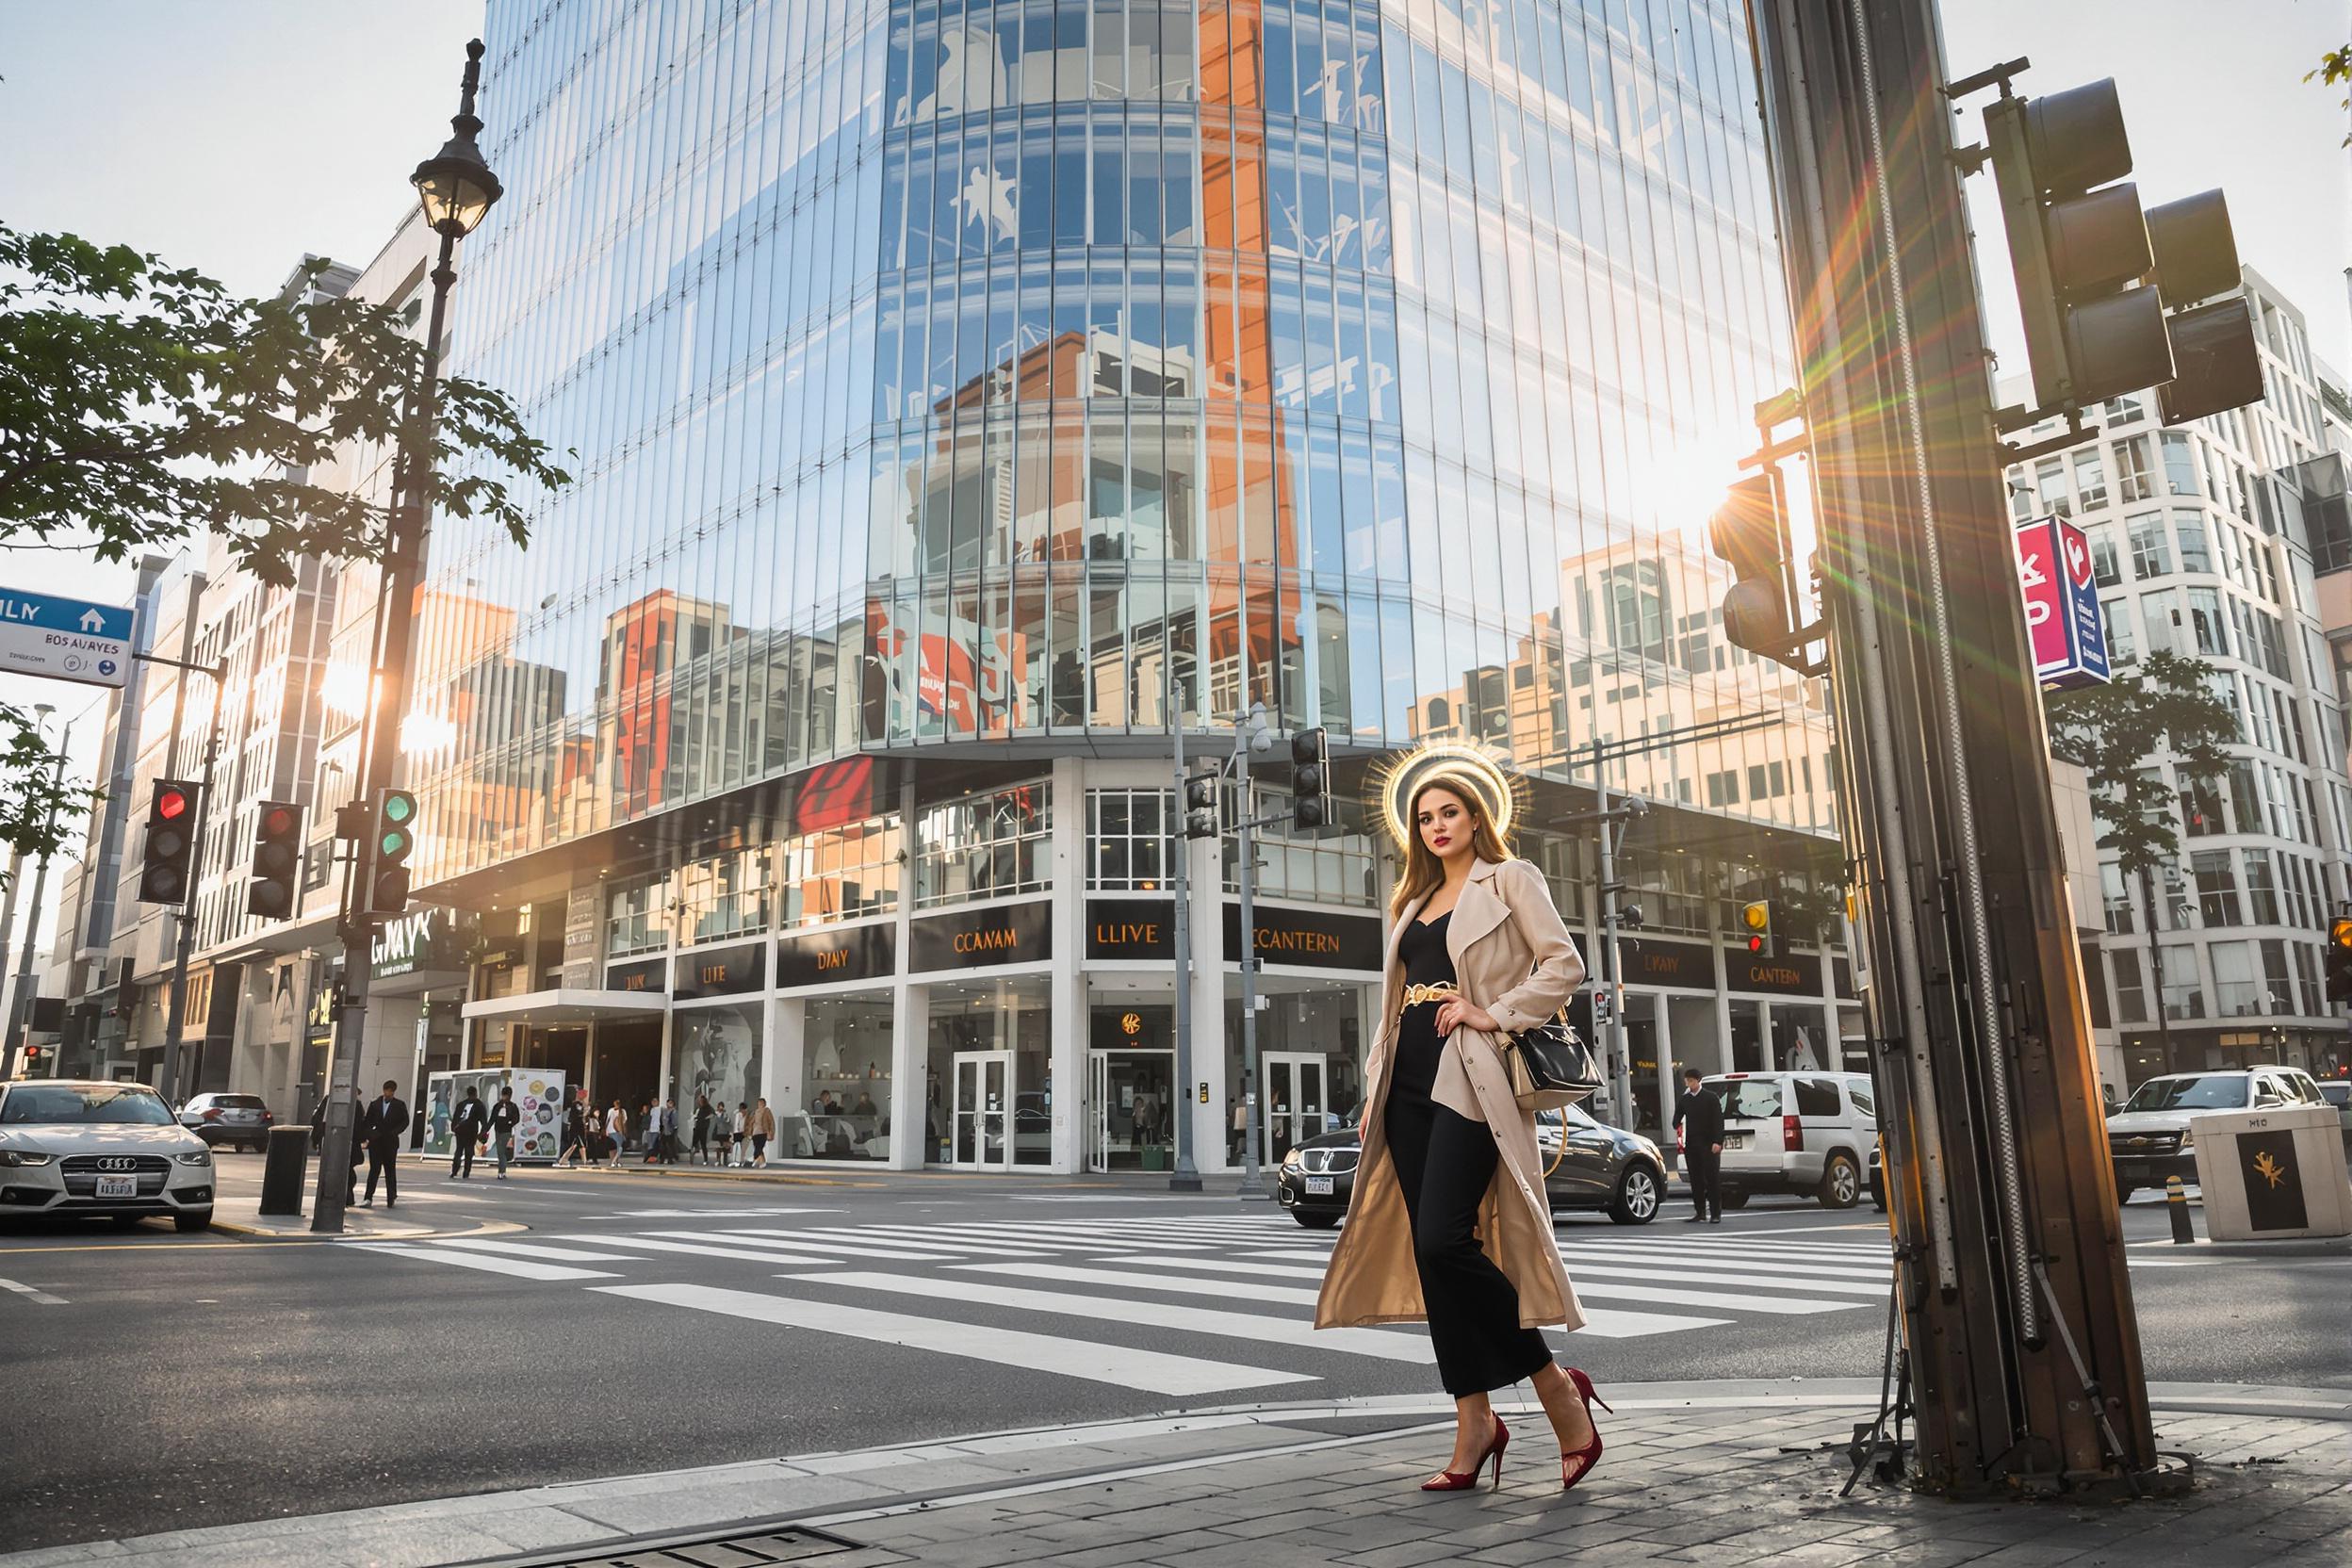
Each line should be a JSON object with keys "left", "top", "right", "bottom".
{"left": 1820, "top": 1152, "right": 1862, "bottom": 1209}
{"left": 1291, "top": 1211, "right": 1340, "bottom": 1230}
{"left": 1608, "top": 1163, "right": 1661, "bottom": 1225}
{"left": 1720, "top": 1189, "right": 1750, "bottom": 1209}
{"left": 174, "top": 1210, "right": 213, "bottom": 1234}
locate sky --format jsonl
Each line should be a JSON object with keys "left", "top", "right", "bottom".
{"left": 0, "top": 0, "right": 2344, "bottom": 959}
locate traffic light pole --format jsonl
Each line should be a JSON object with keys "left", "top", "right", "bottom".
{"left": 312, "top": 222, "right": 460, "bottom": 1236}
{"left": 145, "top": 654, "right": 227, "bottom": 1107}
{"left": 1746, "top": 0, "right": 2167, "bottom": 1494}
{"left": 1163, "top": 653, "right": 1201, "bottom": 1193}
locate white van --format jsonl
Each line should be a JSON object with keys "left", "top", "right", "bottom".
{"left": 1699, "top": 1070, "right": 1879, "bottom": 1209}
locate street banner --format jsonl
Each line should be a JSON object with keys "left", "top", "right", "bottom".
{"left": 0, "top": 588, "right": 134, "bottom": 689}
{"left": 420, "top": 1066, "right": 566, "bottom": 1163}
{"left": 2014, "top": 515, "right": 2111, "bottom": 689}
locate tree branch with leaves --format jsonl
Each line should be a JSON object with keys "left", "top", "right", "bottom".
{"left": 0, "top": 220, "right": 571, "bottom": 863}
{"left": 2044, "top": 649, "right": 2238, "bottom": 897}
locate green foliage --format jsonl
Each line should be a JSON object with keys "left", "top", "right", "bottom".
{"left": 0, "top": 220, "right": 572, "bottom": 858}
{"left": 2309, "top": 43, "right": 2352, "bottom": 146}
{"left": 2045, "top": 650, "right": 2237, "bottom": 884}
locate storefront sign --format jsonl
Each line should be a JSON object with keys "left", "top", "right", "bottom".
{"left": 2016, "top": 514, "right": 2111, "bottom": 690}
{"left": 1222, "top": 905, "right": 1383, "bottom": 972}
{"left": 672, "top": 940, "right": 767, "bottom": 1000}
{"left": 605, "top": 956, "right": 666, "bottom": 994}
{"left": 776, "top": 923, "right": 897, "bottom": 988}
{"left": 1086, "top": 899, "right": 1176, "bottom": 961}
{"left": 1723, "top": 948, "right": 1825, "bottom": 998}
{"left": 371, "top": 906, "right": 470, "bottom": 981}
{"left": 561, "top": 886, "right": 600, "bottom": 988}
{"left": 1618, "top": 937, "right": 1714, "bottom": 990}
{"left": 908, "top": 900, "right": 1053, "bottom": 972}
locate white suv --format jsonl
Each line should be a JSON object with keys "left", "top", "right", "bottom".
{"left": 1701, "top": 1070, "right": 1879, "bottom": 1210}
{"left": 0, "top": 1079, "right": 217, "bottom": 1232}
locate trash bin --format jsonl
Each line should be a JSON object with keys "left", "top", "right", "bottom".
{"left": 259, "top": 1124, "right": 310, "bottom": 1217}
{"left": 2189, "top": 1105, "right": 2352, "bottom": 1241}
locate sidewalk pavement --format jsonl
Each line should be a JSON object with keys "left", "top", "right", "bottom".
{"left": 10, "top": 1380, "right": 2344, "bottom": 1568}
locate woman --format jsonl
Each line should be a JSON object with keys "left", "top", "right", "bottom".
{"left": 604, "top": 1100, "right": 628, "bottom": 1169}
{"left": 692, "top": 1094, "right": 713, "bottom": 1165}
{"left": 1315, "top": 748, "right": 1609, "bottom": 1494}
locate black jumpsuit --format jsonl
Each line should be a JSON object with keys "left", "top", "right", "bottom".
{"left": 1383, "top": 910, "right": 1554, "bottom": 1398}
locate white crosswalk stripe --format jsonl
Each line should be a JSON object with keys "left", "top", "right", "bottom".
{"left": 351, "top": 1243, "right": 617, "bottom": 1282}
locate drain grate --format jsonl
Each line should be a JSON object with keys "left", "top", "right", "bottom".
{"left": 473, "top": 1524, "right": 859, "bottom": 1568}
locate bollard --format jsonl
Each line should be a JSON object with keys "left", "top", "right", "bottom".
{"left": 2164, "top": 1173, "right": 2196, "bottom": 1245}
{"left": 259, "top": 1125, "right": 310, "bottom": 1217}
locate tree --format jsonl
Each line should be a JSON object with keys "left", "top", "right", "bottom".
{"left": 2044, "top": 650, "right": 2236, "bottom": 895}
{"left": 0, "top": 222, "right": 571, "bottom": 865}
{"left": 2310, "top": 43, "right": 2351, "bottom": 146}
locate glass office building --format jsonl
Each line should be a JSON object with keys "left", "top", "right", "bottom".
{"left": 414, "top": 0, "right": 1849, "bottom": 1173}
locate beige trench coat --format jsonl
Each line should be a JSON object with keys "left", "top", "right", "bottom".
{"left": 1315, "top": 856, "right": 1589, "bottom": 1333}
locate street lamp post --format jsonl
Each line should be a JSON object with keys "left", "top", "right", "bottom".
{"left": 312, "top": 39, "right": 503, "bottom": 1234}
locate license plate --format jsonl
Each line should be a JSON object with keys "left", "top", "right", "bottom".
{"left": 1724, "top": 1133, "right": 1749, "bottom": 1150}
{"left": 95, "top": 1176, "right": 138, "bottom": 1199}
{"left": 1305, "top": 1176, "right": 1334, "bottom": 1196}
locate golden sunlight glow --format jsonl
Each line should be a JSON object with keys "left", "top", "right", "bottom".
{"left": 1371, "top": 741, "right": 1526, "bottom": 852}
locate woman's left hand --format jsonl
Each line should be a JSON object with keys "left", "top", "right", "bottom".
{"left": 1434, "top": 997, "right": 1498, "bottom": 1036}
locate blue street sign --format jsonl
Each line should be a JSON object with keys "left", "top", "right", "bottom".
{"left": 0, "top": 587, "right": 137, "bottom": 690}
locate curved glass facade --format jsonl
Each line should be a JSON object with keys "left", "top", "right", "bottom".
{"left": 416, "top": 0, "right": 1830, "bottom": 884}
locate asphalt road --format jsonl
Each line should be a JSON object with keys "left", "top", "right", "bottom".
{"left": 0, "top": 1153, "right": 2343, "bottom": 1553}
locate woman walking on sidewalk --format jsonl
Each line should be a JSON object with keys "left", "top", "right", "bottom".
{"left": 1315, "top": 746, "right": 1609, "bottom": 1495}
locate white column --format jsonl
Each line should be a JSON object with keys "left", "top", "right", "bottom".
{"left": 1049, "top": 757, "right": 1086, "bottom": 1175}
{"left": 890, "top": 980, "right": 928, "bottom": 1170}
{"left": 769, "top": 994, "right": 803, "bottom": 1122}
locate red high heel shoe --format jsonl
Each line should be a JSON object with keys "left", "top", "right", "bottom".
{"left": 1559, "top": 1367, "right": 1611, "bottom": 1494}
{"left": 1420, "top": 1413, "right": 1509, "bottom": 1492}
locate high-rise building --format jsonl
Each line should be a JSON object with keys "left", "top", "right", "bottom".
{"left": 2006, "top": 266, "right": 2352, "bottom": 1089}
{"left": 372, "top": 0, "right": 1850, "bottom": 1172}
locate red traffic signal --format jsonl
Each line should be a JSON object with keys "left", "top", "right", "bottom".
{"left": 138, "top": 779, "right": 204, "bottom": 906}
{"left": 157, "top": 788, "right": 189, "bottom": 821}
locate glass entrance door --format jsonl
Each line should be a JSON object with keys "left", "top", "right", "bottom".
{"left": 1088, "top": 1049, "right": 1175, "bottom": 1173}
{"left": 952, "top": 1050, "right": 1013, "bottom": 1169}
{"left": 1262, "top": 1052, "right": 1328, "bottom": 1165}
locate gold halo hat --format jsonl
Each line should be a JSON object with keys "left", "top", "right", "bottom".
{"left": 1373, "top": 742, "right": 1522, "bottom": 852}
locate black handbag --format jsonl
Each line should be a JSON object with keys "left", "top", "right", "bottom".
{"left": 1504, "top": 1010, "right": 1603, "bottom": 1112}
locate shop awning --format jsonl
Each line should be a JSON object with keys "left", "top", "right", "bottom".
{"left": 460, "top": 988, "right": 668, "bottom": 1026}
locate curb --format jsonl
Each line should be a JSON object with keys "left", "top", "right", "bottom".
{"left": 211, "top": 1216, "right": 531, "bottom": 1244}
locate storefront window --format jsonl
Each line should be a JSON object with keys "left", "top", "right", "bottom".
{"left": 1087, "top": 788, "right": 1173, "bottom": 890}
{"left": 927, "top": 978, "right": 1053, "bottom": 1166}
{"left": 917, "top": 781, "right": 1052, "bottom": 906}
{"left": 606, "top": 875, "right": 669, "bottom": 959}
{"left": 679, "top": 847, "right": 773, "bottom": 946}
{"left": 785, "top": 996, "right": 895, "bottom": 1160}
{"left": 779, "top": 814, "right": 903, "bottom": 927}
{"left": 672, "top": 1002, "right": 763, "bottom": 1150}
{"left": 1222, "top": 787, "right": 1378, "bottom": 906}
{"left": 1086, "top": 1000, "right": 1176, "bottom": 1172}
{"left": 1223, "top": 986, "right": 1371, "bottom": 1165}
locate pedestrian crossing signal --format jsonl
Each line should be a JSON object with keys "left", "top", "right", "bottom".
{"left": 1184, "top": 771, "right": 1220, "bottom": 841}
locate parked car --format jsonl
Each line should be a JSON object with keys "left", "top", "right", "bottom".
{"left": 1701, "top": 1070, "right": 1878, "bottom": 1209}
{"left": 2105, "top": 1066, "right": 2330, "bottom": 1201}
{"left": 1274, "top": 1102, "right": 1666, "bottom": 1229}
{"left": 0, "top": 1079, "right": 216, "bottom": 1232}
{"left": 178, "top": 1091, "right": 275, "bottom": 1153}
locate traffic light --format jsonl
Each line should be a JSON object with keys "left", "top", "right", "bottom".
{"left": 2327, "top": 918, "right": 2352, "bottom": 1005}
{"left": 1183, "top": 770, "right": 1220, "bottom": 841}
{"left": 2142, "top": 189, "right": 2262, "bottom": 425}
{"left": 137, "top": 779, "right": 204, "bottom": 905}
{"left": 1289, "top": 727, "right": 1331, "bottom": 831}
{"left": 1740, "top": 900, "right": 1773, "bottom": 956}
{"left": 1709, "top": 474, "right": 1792, "bottom": 658}
{"left": 362, "top": 788, "right": 417, "bottom": 915}
{"left": 246, "top": 801, "right": 303, "bottom": 920}
{"left": 22, "top": 1044, "right": 44, "bottom": 1075}
{"left": 1985, "top": 79, "right": 2173, "bottom": 412}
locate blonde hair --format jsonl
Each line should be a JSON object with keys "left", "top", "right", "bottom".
{"left": 1389, "top": 773, "right": 1513, "bottom": 917}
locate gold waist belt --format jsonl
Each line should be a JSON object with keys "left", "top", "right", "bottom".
{"left": 1399, "top": 982, "right": 1459, "bottom": 1012}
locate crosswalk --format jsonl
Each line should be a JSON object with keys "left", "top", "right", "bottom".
{"left": 348, "top": 1213, "right": 1909, "bottom": 1393}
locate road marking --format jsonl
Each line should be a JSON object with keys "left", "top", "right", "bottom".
{"left": 960, "top": 1260, "right": 1326, "bottom": 1308}
{"left": 347, "top": 1244, "right": 618, "bottom": 1282}
{"left": 593, "top": 1282, "right": 1315, "bottom": 1396}
{"left": 1559, "top": 1260, "right": 1886, "bottom": 1298}
{"left": 428, "top": 1238, "right": 642, "bottom": 1264}
{"left": 1559, "top": 1245, "right": 1887, "bottom": 1282}
{"left": 728, "top": 1226, "right": 1028, "bottom": 1258}
{"left": 556, "top": 1233, "right": 859, "bottom": 1266}
{"left": 577, "top": 1206, "right": 841, "bottom": 1220}
{"left": 692, "top": 1230, "right": 965, "bottom": 1261}
{"left": 0, "top": 1277, "right": 66, "bottom": 1305}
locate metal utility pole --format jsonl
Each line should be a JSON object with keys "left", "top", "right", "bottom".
{"left": 1746, "top": 0, "right": 2168, "bottom": 1494}
{"left": 1586, "top": 740, "right": 1637, "bottom": 1127}
{"left": 1165, "top": 674, "right": 1203, "bottom": 1193}
{"left": 153, "top": 661, "right": 225, "bottom": 1106}
{"left": 1233, "top": 701, "right": 1273, "bottom": 1200}
{"left": 314, "top": 39, "right": 503, "bottom": 1233}
{"left": 2134, "top": 865, "right": 2178, "bottom": 1076}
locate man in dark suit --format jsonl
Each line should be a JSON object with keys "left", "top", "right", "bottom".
{"left": 358, "top": 1079, "right": 411, "bottom": 1208}
{"left": 449, "top": 1087, "right": 487, "bottom": 1180}
{"left": 1674, "top": 1068, "right": 1726, "bottom": 1224}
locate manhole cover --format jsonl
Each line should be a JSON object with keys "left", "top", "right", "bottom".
{"left": 473, "top": 1524, "right": 859, "bottom": 1568}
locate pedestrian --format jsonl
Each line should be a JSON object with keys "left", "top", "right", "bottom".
{"left": 1673, "top": 1068, "right": 1725, "bottom": 1224}
{"left": 713, "top": 1101, "right": 734, "bottom": 1166}
{"left": 751, "top": 1096, "right": 775, "bottom": 1168}
{"left": 560, "top": 1094, "right": 586, "bottom": 1168}
{"left": 339, "top": 1090, "right": 365, "bottom": 1202}
{"left": 853, "top": 1090, "right": 878, "bottom": 1119}
{"left": 605, "top": 1100, "right": 628, "bottom": 1168}
{"left": 639, "top": 1101, "right": 658, "bottom": 1163}
{"left": 660, "top": 1098, "right": 680, "bottom": 1164}
{"left": 449, "top": 1086, "right": 487, "bottom": 1180}
{"left": 1229, "top": 1097, "right": 1245, "bottom": 1162}
{"left": 732, "top": 1101, "right": 750, "bottom": 1167}
{"left": 693, "top": 1094, "right": 713, "bottom": 1164}
{"left": 1315, "top": 752, "right": 1604, "bottom": 1494}
{"left": 489, "top": 1085, "right": 523, "bottom": 1180}
{"left": 357, "top": 1079, "right": 410, "bottom": 1208}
